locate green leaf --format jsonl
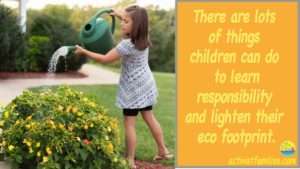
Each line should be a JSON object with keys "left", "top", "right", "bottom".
{"left": 86, "top": 145, "right": 94, "bottom": 155}
{"left": 65, "top": 162, "right": 71, "bottom": 169}
{"left": 75, "top": 148, "right": 81, "bottom": 156}
{"left": 80, "top": 149, "right": 88, "bottom": 161}
{"left": 91, "top": 133, "right": 98, "bottom": 139}
{"left": 15, "top": 155, "right": 22, "bottom": 163}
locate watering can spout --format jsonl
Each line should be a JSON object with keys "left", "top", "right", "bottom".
{"left": 66, "top": 46, "right": 76, "bottom": 52}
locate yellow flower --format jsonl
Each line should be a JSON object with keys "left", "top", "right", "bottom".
{"left": 77, "top": 112, "right": 82, "bottom": 117}
{"left": 40, "top": 93, "right": 45, "bottom": 97}
{"left": 82, "top": 98, "right": 88, "bottom": 102}
{"left": 4, "top": 111, "right": 9, "bottom": 119}
{"left": 89, "top": 102, "right": 96, "bottom": 108}
{"left": 57, "top": 105, "right": 64, "bottom": 111}
{"left": 26, "top": 124, "right": 31, "bottom": 129}
{"left": 114, "top": 123, "right": 119, "bottom": 129}
{"left": 48, "top": 120, "right": 56, "bottom": 128}
{"left": 76, "top": 137, "right": 81, "bottom": 142}
{"left": 29, "top": 148, "right": 34, "bottom": 154}
{"left": 11, "top": 104, "right": 16, "bottom": 109}
{"left": 72, "top": 107, "right": 78, "bottom": 113}
{"left": 36, "top": 142, "right": 41, "bottom": 148}
{"left": 122, "top": 160, "right": 127, "bottom": 165}
{"left": 15, "top": 120, "right": 19, "bottom": 125}
{"left": 26, "top": 116, "right": 32, "bottom": 120}
{"left": 26, "top": 141, "right": 32, "bottom": 147}
{"left": 46, "top": 147, "right": 52, "bottom": 155}
{"left": 8, "top": 145, "right": 14, "bottom": 151}
{"left": 43, "top": 156, "right": 48, "bottom": 163}
{"left": 48, "top": 120, "right": 55, "bottom": 126}
{"left": 37, "top": 151, "right": 41, "bottom": 157}
{"left": 107, "top": 127, "right": 111, "bottom": 132}
{"left": 90, "top": 123, "right": 94, "bottom": 128}
{"left": 105, "top": 136, "right": 109, "bottom": 141}
{"left": 66, "top": 105, "right": 72, "bottom": 113}
{"left": 2, "top": 140, "right": 6, "bottom": 146}
{"left": 107, "top": 142, "right": 114, "bottom": 153}
{"left": 113, "top": 157, "right": 118, "bottom": 162}
{"left": 0, "top": 121, "right": 4, "bottom": 127}
{"left": 23, "top": 139, "right": 27, "bottom": 143}
{"left": 84, "top": 124, "right": 89, "bottom": 130}
{"left": 59, "top": 123, "right": 64, "bottom": 129}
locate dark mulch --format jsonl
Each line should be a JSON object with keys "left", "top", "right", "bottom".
{"left": 0, "top": 71, "right": 87, "bottom": 79}
{"left": 135, "top": 160, "right": 174, "bottom": 169}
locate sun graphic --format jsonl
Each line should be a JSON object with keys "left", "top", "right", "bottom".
{"left": 280, "top": 140, "right": 296, "bottom": 156}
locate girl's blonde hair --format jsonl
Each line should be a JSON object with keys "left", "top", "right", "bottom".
{"left": 125, "top": 5, "right": 151, "bottom": 50}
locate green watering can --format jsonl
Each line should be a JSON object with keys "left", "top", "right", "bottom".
{"left": 79, "top": 9, "right": 115, "bottom": 54}
{"left": 65, "top": 9, "right": 115, "bottom": 55}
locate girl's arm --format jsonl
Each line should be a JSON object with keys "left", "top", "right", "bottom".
{"left": 74, "top": 45, "right": 120, "bottom": 64}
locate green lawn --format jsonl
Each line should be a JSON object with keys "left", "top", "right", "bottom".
{"left": 31, "top": 71, "right": 175, "bottom": 166}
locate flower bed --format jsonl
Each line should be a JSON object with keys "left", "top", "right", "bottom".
{"left": 0, "top": 86, "right": 128, "bottom": 169}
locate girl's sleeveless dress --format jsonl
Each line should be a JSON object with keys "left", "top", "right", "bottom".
{"left": 115, "top": 39, "right": 158, "bottom": 109}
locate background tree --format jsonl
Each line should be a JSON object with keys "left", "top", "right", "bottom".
{"left": 0, "top": 4, "right": 26, "bottom": 71}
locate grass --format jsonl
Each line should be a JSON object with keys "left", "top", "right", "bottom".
{"left": 31, "top": 70, "right": 175, "bottom": 167}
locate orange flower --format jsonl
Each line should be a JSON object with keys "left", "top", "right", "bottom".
{"left": 98, "top": 114, "right": 103, "bottom": 120}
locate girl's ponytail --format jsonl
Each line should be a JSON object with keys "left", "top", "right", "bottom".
{"left": 125, "top": 5, "right": 151, "bottom": 50}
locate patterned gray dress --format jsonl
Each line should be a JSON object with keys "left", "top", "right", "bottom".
{"left": 115, "top": 39, "right": 158, "bottom": 109}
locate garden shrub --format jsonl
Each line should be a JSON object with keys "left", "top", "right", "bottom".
{"left": 0, "top": 4, "right": 26, "bottom": 72}
{"left": 26, "top": 36, "right": 51, "bottom": 71}
{"left": 0, "top": 86, "right": 128, "bottom": 169}
{"left": 29, "top": 14, "right": 87, "bottom": 72}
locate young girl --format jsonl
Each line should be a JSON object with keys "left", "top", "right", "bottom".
{"left": 74, "top": 5, "right": 172, "bottom": 168}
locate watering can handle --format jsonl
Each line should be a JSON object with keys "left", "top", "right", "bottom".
{"left": 93, "top": 9, "right": 115, "bottom": 34}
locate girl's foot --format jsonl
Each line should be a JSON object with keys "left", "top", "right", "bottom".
{"left": 129, "top": 158, "right": 135, "bottom": 169}
{"left": 153, "top": 153, "right": 173, "bottom": 161}
{"left": 154, "top": 147, "right": 173, "bottom": 161}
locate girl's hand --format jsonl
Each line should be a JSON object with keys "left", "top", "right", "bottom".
{"left": 74, "top": 45, "right": 86, "bottom": 55}
{"left": 109, "top": 10, "right": 122, "bottom": 20}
